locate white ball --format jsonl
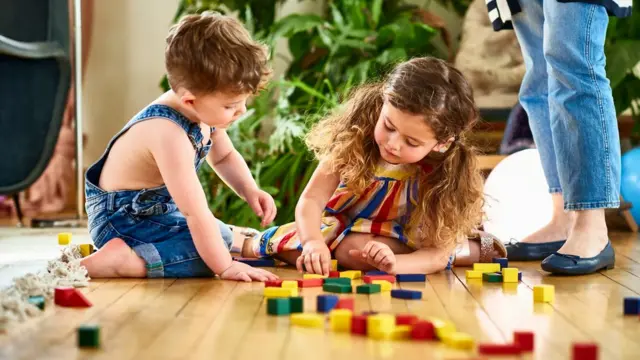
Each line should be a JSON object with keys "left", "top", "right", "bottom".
{"left": 482, "top": 149, "right": 553, "bottom": 244}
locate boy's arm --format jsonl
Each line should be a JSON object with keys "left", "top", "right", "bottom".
{"left": 207, "top": 129, "right": 257, "bottom": 199}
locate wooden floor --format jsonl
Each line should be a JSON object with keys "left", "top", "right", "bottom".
{"left": 1, "top": 230, "right": 640, "bottom": 359}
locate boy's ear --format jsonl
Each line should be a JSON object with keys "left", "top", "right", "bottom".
{"left": 180, "top": 90, "right": 196, "bottom": 106}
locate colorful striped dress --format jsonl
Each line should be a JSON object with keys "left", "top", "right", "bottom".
{"left": 250, "top": 162, "right": 421, "bottom": 258}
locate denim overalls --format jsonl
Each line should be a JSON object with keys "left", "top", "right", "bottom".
{"left": 85, "top": 104, "right": 233, "bottom": 278}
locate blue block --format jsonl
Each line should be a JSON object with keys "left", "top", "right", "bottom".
{"left": 317, "top": 294, "right": 339, "bottom": 313}
{"left": 234, "top": 258, "right": 276, "bottom": 267}
{"left": 492, "top": 257, "right": 509, "bottom": 269}
{"left": 391, "top": 289, "right": 422, "bottom": 300}
{"left": 624, "top": 297, "right": 640, "bottom": 315}
{"left": 396, "top": 274, "right": 427, "bottom": 282}
{"left": 365, "top": 270, "right": 388, "bottom": 276}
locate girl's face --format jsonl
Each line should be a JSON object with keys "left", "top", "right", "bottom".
{"left": 374, "top": 101, "right": 449, "bottom": 165}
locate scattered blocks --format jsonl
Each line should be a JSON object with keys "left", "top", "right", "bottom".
{"left": 303, "top": 274, "right": 326, "bottom": 280}
{"left": 367, "top": 314, "right": 395, "bottom": 340}
{"left": 291, "top": 313, "right": 324, "bottom": 328}
{"left": 465, "top": 270, "right": 483, "bottom": 280}
{"left": 351, "top": 314, "right": 368, "bottom": 335}
{"left": 483, "top": 272, "right": 503, "bottom": 283}
{"left": 28, "top": 295, "right": 45, "bottom": 310}
{"left": 356, "top": 284, "right": 381, "bottom": 294}
{"left": 502, "top": 268, "right": 519, "bottom": 283}
{"left": 429, "top": 318, "right": 456, "bottom": 340}
{"left": 297, "top": 278, "right": 324, "bottom": 288}
{"left": 265, "top": 280, "right": 283, "bottom": 288}
{"left": 391, "top": 325, "right": 412, "bottom": 340}
{"left": 79, "top": 244, "right": 94, "bottom": 258}
{"left": 282, "top": 281, "right": 298, "bottom": 290}
{"left": 396, "top": 274, "right": 426, "bottom": 282}
{"left": 235, "top": 258, "right": 276, "bottom": 267}
{"left": 267, "top": 298, "right": 290, "bottom": 316}
{"left": 54, "top": 287, "right": 92, "bottom": 307}
{"left": 264, "top": 287, "right": 298, "bottom": 298}
{"left": 366, "top": 270, "right": 388, "bottom": 276}
{"left": 336, "top": 298, "right": 354, "bottom": 311}
{"left": 324, "top": 277, "right": 351, "bottom": 286}
{"left": 410, "top": 320, "right": 435, "bottom": 340}
{"left": 77, "top": 324, "right": 100, "bottom": 348}
{"left": 363, "top": 275, "right": 396, "bottom": 284}
{"left": 492, "top": 257, "right": 509, "bottom": 269}
{"left": 443, "top": 332, "right": 475, "bottom": 350}
{"left": 329, "top": 271, "right": 341, "bottom": 278}
{"left": 391, "top": 289, "right": 422, "bottom": 300}
{"left": 58, "top": 232, "right": 72, "bottom": 245}
{"left": 478, "top": 343, "right": 522, "bottom": 356}
{"left": 323, "top": 283, "right": 352, "bottom": 294}
{"left": 331, "top": 259, "right": 338, "bottom": 271}
{"left": 317, "top": 294, "right": 339, "bottom": 313}
{"left": 533, "top": 285, "right": 555, "bottom": 303}
{"left": 329, "top": 309, "right": 353, "bottom": 332}
{"left": 340, "top": 270, "right": 362, "bottom": 279}
{"left": 372, "top": 280, "right": 392, "bottom": 291}
{"left": 473, "top": 263, "right": 501, "bottom": 273}
{"left": 395, "top": 314, "right": 418, "bottom": 326}
{"left": 289, "top": 297, "right": 304, "bottom": 313}
{"left": 513, "top": 331, "right": 534, "bottom": 352}
{"left": 624, "top": 297, "right": 640, "bottom": 315}
{"left": 572, "top": 343, "right": 598, "bottom": 360}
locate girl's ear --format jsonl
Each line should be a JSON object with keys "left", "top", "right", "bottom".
{"left": 433, "top": 136, "right": 455, "bottom": 153}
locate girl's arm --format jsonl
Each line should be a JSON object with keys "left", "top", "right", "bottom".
{"left": 393, "top": 247, "right": 452, "bottom": 274}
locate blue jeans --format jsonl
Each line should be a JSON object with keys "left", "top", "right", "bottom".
{"left": 512, "top": 0, "right": 621, "bottom": 210}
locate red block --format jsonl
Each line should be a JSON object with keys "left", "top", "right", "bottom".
{"left": 55, "top": 287, "right": 92, "bottom": 307}
{"left": 329, "top": 271, "right": 341, "bottom": 278}
{"left": 396, "top": 314, "right": 418, "bottom": 326}
{"left": 477, "top": 343, "right": 521, "bottom": 356}
{"left": 573, "top": 343, "right": 598, "bottom": 360}
{"left": 297, "top": 279, "right": 323, "bottom": 288}
{"left": 54, "top": 287, "right": 74, "bottom": 305}
{"left": 265, "top": 280, "right": 283, "bottom": 288}
{"left": 363, "top": 275, "right": 396, "bottom": 284}
{"left": 410, "top": 321, "right": 435, "bottom": 340}
{"left": 514, "top": 331, "right": 535, "bottom": 352}
{"left": 336, "top": 298, "right": 354, "bottom": 311}
{"left": 351, "top": 315, "right": 367, "bottom": 335}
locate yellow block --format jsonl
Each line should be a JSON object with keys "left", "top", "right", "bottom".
{"left": 368, "top": 314, "right": 395, "bottom": 339}
{"left": 282, "top": 280, "right": 299, "bottom": 289}
{"left": 372, "top": 280, "right": 392, "bottom": 291}
{"left": 429, "top": 318, "right": 456, "bottom": 339}
{"left": 340, "top": 270, "right": 362, "bottom": 280}
{"left": 443, "top": 332, "right": 475, "bottom": 350}
{"left": 303, "top": 274, "right": 327, "bottom": 279}
{"left": 58, "top": 233, "right": 72, "bottom": 245}
{"left": 502, "top": 268, "right": 519, "bottom": 283}
{"left": 473, "top": 263, "right": 501, "bottom": 273}
{"left": 329, "top": 309, "right": 353, "bottom": 332}
{"left": 264, "top": 287, "right": 298, "bottom": 298}
{"left": 391, "top": 325, "right": 411, "bottom": 340}
{"left": 79, "top": 244, "right": 94, "bottom": 258}
{"left": 465, "top": 270, "right": 483, "bottom": 280}
{"left": 533, "top": 284, "right": 554, "bottom": 303}
{"left": 291, "top": 313, "right": 325, "bottom": 328}
{"left": 331, "top": 259, "right": 338, "bottom": 271}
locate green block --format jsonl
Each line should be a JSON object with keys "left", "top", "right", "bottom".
{"left": 289, "top": 297, "right": 303, "bottom": 313}
{"left": 28, "top": 295, "right": 45, "bottom": 310}
{"left": 324, "top": 277, "right": 351, "bottom": 286}
{"left": 356, "top": 284, "right": 381, "bottom": 294}
{"left": 267, "top": 298, "right": 290, "bottom": 316}
{"left": 483, "top": 272, "right": 503, "bottom": 283}
{"left": 323, "top": 283, "right": 352, "bottom": 294}
{"left": 77, "top": 324, "right": 100, "bottom": 348}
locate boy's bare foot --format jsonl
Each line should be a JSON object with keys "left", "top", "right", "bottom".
{"left": 80, "top": 238, "right": 146, "bottom": 278}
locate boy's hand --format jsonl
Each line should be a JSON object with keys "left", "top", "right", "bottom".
{"left": 297, "top": 240, "right": 331, "bottom": 275}
{"left": 348, "top": 241, "right": 396, "bottom": 274}
{"left": 219, "top": 261, "right": 279, "bottom": 282}
{"left": 244, "top": 188, "right": 277, "bottom": 227}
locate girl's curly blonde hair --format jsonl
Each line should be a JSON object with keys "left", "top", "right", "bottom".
{"left": 306, "top": 57, "right": 484, "bottom": 252}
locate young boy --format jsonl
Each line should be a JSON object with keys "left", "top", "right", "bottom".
{"left": 81, "top": 12, "right": 278, "bottom": 282}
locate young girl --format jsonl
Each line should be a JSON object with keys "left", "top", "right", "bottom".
{"left": 240, "top": 57, "right": 506, "bottom": 275}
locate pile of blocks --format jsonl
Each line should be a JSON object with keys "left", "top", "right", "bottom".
{"left": 465, "top": 258, "right": 522, "bottom": 283}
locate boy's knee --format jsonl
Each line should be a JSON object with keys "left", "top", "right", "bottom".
{"left": 216, "top": 219, "right": 233, "bottom": 250}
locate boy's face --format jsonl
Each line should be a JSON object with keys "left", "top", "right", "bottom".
{"left": 188, "top": 91, "right": 250, "bottom": 129}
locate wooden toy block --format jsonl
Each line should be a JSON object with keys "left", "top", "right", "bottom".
{"left": 28, "top": 295, "right": 45, "bottom": 310}
{"left": 478, "top": 343, "right": 522, "bottom": 355}
{"left": 572, "top": 343, "right": 598, "bottom": 360}
{"left": 78, "top": 324, "right": 100, "bottom": 348}
{"left": 533, "top": 285, "right": 555, "bottom": 303}
{"left": 324, "top": 277, "right": 351, "bottom": 286}
{"left": 465, "top": 270, "right": 483, "bottom": 280}
{"left": 366, "top": 270, "right": 388, "bottom": 276}
{"left": 323, "top": 283, "right": 352, "bottom": 294}
{"left": 340, "top": 270, "right": 362, "bottom": 279}
{"left": 363, "top": 275, "right": 396, "bottom": 284}
{"left": 297, "top": 278, "right": 323, "bottom": 288}
{"left": 356, "top": 284, "right": 381, "bottom": 294}
{"left": 79, "top": 244, "right": 94, "bottom": 258}
{"left": 391, "top": 325, "right": 411, "bottom": 340}
{"left": 502, "top": 268, "right": 519, "bottom": 283}
{"left": 336, "top": 298, "right": 354, "bottom": 311}
{"left": 351, "top": 314, "right": 368, "bottom": 335}
{"left": 291, "top": 313, "right": 324, "bottom": 328}
{"left": 289, "top": 297, "right": 304, "bottom": 313}
{"left": 331, "top": 259, "right": 338, "bottom": 271}
{"left": 372, "top": 280, "right": 392, "bottom": 291}
{"left": 265, "top": 280, "right": 283, "bottom": 288}
{"left": 492, "top": 257, "right": 509, "bottom": 269}
{"left": 395, "top": 314, "right": 418, "bottom": 326}
{"left": 282, "top": 280, "right": 298, "bottom": 289}
{"left": 396, "top": 274, "right": 426, "bottom": 282}
{"left": 264, "top": 287, "right": 297, "bottom": 298}
{"left": 483, "top": 272, "right": 503, "bottom": 283}
{"left": 303, "top": 274, "right": 326, "bottom": 280}
{"left": 329, "top": 271, "right": 341, "bottom": 278}
{"left": 235, "top": 258, "right": 276, "bottom": 267}
{"left": 58, "top": 232, "right": 72, "bottom": 245}
{"left": 473, "top": 263, "right": 501, "bottom": 273}
{"left": 367, "top": 314, "right": 395, "bottom": 339}
{"left": 624, "top": 297, "right": 640, "bottom": 315}
{"left": 329, "top": 309, "right": 353, "bottom": 332}
{"left": 317, "top": 294, "right": 339, "bottom": 313}
{"left": 513, "top": 331, "right": 534, "bottom": 352}
{"left": 55, "top": 287, "right": 92, "bottom": 307}
{"left": 443, "top": 332, "right": 475, "bottom": 350}
{"left": 410, "top": 321, "right": 435, "bottom": 340}
{"left": 267, "top": 298, "right": 290, "bottom": 316}
{"left": 430, "top": 318, "right": 455, "bottom": 340}
{"left": 391, "top": 289, "right": 422, "bottom": 300}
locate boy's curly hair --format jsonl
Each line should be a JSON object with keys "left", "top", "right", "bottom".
{"left": 165, "top": 11, "right": 272, "bottom": 95}
{"left": 306, "top": 57, "right": 484, "bottom": 251}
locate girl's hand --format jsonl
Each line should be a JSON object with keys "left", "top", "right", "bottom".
{"left": 219, "top": 261, "right": 279, "bottom": 282}
{"left": 348, "top": 241, "right": 396, "bottom": 273}
{"left": 296, "top": 240, "right": 331, "bottom": 275}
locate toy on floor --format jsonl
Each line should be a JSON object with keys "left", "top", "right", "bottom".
{"left": 267, "top": 298, "right": 290, "bottom": 316}
{"left": 336, "top": 298, "right": 354, "bottom": 311}
{"left": 533, "top": 284, "right": 554, "bottom": 303}
{"left": 391, "top": 289, "right": 422, "bottom": 300}
{"left": 513, "top": 331, "right": 534, "bottom": 352}
{"left": 323, "top": 283, "right": 352, "bottom": 294}
{"left": 317, "top": 295, "right": 339, "bottom": 313}
{"left": 473, "top": 263, "right": 501, "bottom": 273}
{"left": 356, "top": 284, "right": 381, "bottom": 294}
{"left": 263, "top": 287, "right": 298, "bottom": 298}
{"left": 623, "top": 297, "right": 640, "bottom": 315}
{"left": 329, "top": 309, "right": 353, "bottom": 332}
{"left": 572, "top": 343, "right": 598, "bottom": 360}
{"left": 363, "top": 275, "right": 396, "bottom": 284}
{"left": 290, "top": 313, "right": 324, "bottom": 328}
{"left": 340, "top": 270, "right": 362, "bottom": 279}
{"left": 55, "top": 287, "right": 92, "bottom": 307}
{"left": 28, "top": 295, "right": 45, "bottom": 310}
{"left": 372, "top": 280, "right": 392, "bottom": 291}
{"left": 79, "top": 244, "right": 94, "bottom": 258}
{"left": 58, "top": 232, "right": 72, "bottom": 245}
{"left": 492, "top": 257, "right": 509, "bottom": 269}
{"left": 396, "top": 274, "right": 426, "bottom": 282}
{"left": 478, "top": 343, "right": 522, "bottom": 356}
{"left": 298, "top": 278, "right": 324, "bottom": 288}
{"left": 234, "top": 258, "right": 276, "bottom": 267}
{"left": 77, "top": 324, "right": 100, "bottom": 348}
